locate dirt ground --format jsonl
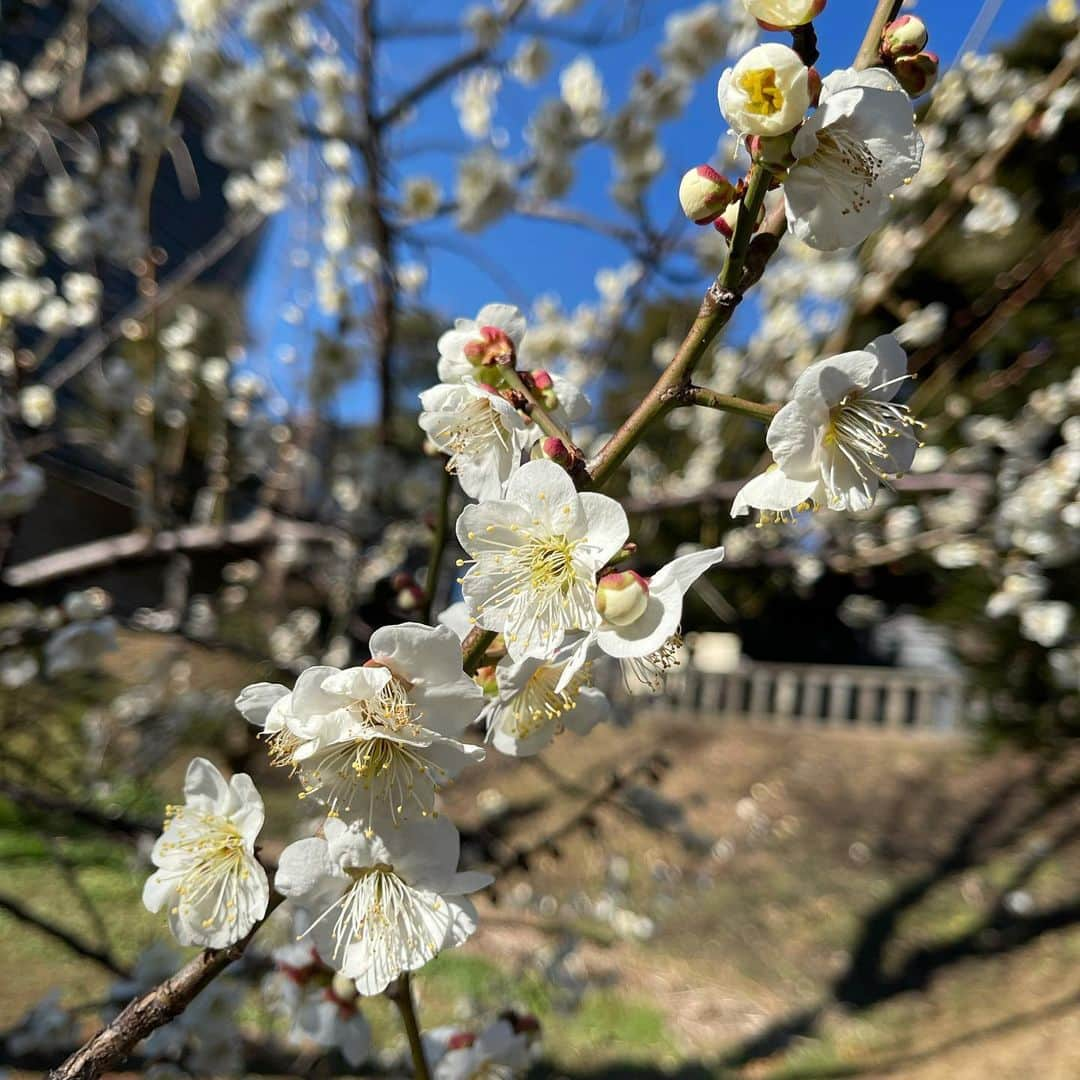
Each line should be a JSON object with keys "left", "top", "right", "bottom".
{"left": 2, "top": 635, "right": 1078, "bottom": 1077}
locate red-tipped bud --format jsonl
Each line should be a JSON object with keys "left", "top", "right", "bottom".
{"left": 750, "top": 0, "right": 826, "bottom": 31}
{"left": 892, "top": 50, "right": 939, "bottom": 97}
{"left": 475, "top": 664, "right": 499, "bottom": 695}
{"left": 678, "top": 165, "right": 735, "bottom": 226}
{"left": 534, "top": 436, "right": 573, "bottom": 470}
{"left": 463, "top": 325, "right": 516, "bottom": 366}
{"left": 530, "top": 369, "right": 554, "bottom": 391}
{"left": 595, "top": 570, "right": 650, "bottom": 626}
{"left": 713, "top": 194, "right": 766, "bottom": 242}
{"left": 447, "top": 1032, "right": 476, "bottom": 1051}
{"left": 882, "top": 15, "right": 929, "bottom": 59}
{"left": 396, "top": 584, "right": 424, "bottom": 611}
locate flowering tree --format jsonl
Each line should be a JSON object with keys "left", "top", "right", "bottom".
{"left": 0, "top": 0, "right": 1076, "bottom": 1076}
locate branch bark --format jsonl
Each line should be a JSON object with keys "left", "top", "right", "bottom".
{"left": 46, "top": 894, "right": 284, "bottom": 1080}
{"left": 3, "top": 509, "right": 347, "bottom": 589}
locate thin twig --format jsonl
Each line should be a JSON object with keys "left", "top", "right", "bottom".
{"left": 0, "top": 894, "right": 128, "bottom": 979}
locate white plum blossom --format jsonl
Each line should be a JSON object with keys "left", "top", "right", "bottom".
{"left": 290, "top": 977, "right": 372, "bottom": 1067}
{"left": 456, "top": 459, "right": 629, "bottom": 662}
{"left": 436, "top": 303, "right": 527, "bottom": 384}
{"left": 560, "top": 548, "right": 726, "bottom": 690}
{"left": 718, "top": 43, "right": 811, "bottom": 137}
{"left": 419, "top": 380, "right": 533, "bottom": 502}
{"left": 142, "top": 758, "right": 270, "bottom": 949}
{"left": 481, "top": 640, "right": 611, "bottom": 757}
{"left": 242, "top": 623, "right": 485, "bottom": 821}
{"left": 732, "top": 335, "right": 920, "bottom": 518}
{"left": 274, "top": 815, "right": 492, "bottom": 995}
{"left": 784, "top": 68, "right": 923, "bottom": 250}
{"left": 431, "top": 1018, "right": 535, "bottom": 1080}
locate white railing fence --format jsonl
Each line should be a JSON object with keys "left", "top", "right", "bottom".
{"left": 596, "top": 659, "right": 969, "bottom": 734}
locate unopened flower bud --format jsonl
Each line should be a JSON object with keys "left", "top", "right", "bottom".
{"left": 447, "top": 1032, "right": 476, "bottom": 1051}
{"left": 892, "top": 50, "right": 939, "bottom": 97}
{"left": 713, "top": 195, "right": 767, "bottom": 241}
{"left": 746, "top": 130, "right": 797, "bottom": 171}
{"left": 330, "top": 972, "right": 358, "bottom": 1004}
{"left": 678, "top": 165, "right": 735, "bottom": 225}
{"left": 595, "top": 570, "right": 650, "bottom": 626}
{"left": 744, "top": 0, "right": 826, "bottom": 31}
{"left": 463, "top": 325, "right": 516, "bottom": 366}
{"left": 882, "top": 15, "right": 929, "bottom": 59}
{"left": 533, "top": 436, "right": 572, "bottom": 469}
{"left": 526, "top": 369, "right": 560, "bottom": 410}
{"left": 475, "top": 664, "right": 498, "bottom": 695}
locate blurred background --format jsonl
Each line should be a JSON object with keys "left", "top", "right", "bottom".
{"left": 0, "top": 0, "right": 1077, "bottom": 1075}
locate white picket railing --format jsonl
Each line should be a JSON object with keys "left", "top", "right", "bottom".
{"left": 596, "top": 659, "right": 967, "bottom": 734}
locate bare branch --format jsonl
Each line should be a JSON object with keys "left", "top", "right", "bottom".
{"left": 44, "top": 211, "right": 264, "bottom": 392}
{"left": 3, "top": 509, "right": 348, "bottom": 589}
{"left": 0, "top": 894, "right": 129, "bottom": 979}
{"left": 47, "top": 893, "right": 284, "bottom": 1080}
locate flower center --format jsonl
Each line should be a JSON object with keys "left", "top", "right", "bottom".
{"left": 526, "top": 535, "right": 579, "bottom": 594}
{"left": 739, "top": 67, "right": 784, "bottom": 116}
{"left": 825, "top": 390, "right": 918, "bottom": 482}
{"left": 299, "top": 680, "right": 450, "bottom": 820}
{"left": 304, "top": 863, "right": 442, "bottom": 969}
{"left": 435, "top": 395, "right": 512, "bottom": 468}
{"left": 809, "top": 130, "right": 883, "bottom": 215}
{"left": 160, "top": 809, "right": 249, "bottom": 929}
{"left": 507, "top": 661, "right": 591, "bottom": 739}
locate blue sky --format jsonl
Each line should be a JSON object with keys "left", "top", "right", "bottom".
{"left": 126, "top": 0, "right": 1051, "bottom": 420}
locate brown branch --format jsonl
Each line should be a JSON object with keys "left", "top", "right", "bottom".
{"left": 3, "top": 509, "right": 347, "bottom": 588}
{"left": 357, "top": 0, "right": 398, "bottom": 445}
{"left": 375, "top": 0, "right": 528, "bottom": 130}
{"left": 853, "top": 0, "right": 902, "bottom": 71}
{"left": 44, "top": 211, "right": 263, "bottom": 391}
{"left": 0, "top": 894, "right": 128, "bottom": 979}
{"left": 47, "top": 893, "right": 285, "bottom": 1080}
{"left": 0, "top": 778, "right": 158, "bottom": 838}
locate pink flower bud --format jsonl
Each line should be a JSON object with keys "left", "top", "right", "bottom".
{"left": 530, "top": 369, "right": 554, "bottom": 390}
{"left": 882, "top": 15, "right": 929, "bottom": 59}
{"left": 475, "top": 664, "right": 499, "bottom": 696}
{"left": 463, "top": 325, "right": 516, "bottom": 366}
{"left": 595, "top": 570, "right": 650, "bottom": 626}
{"left": 678, "top": 165, "right": 735, "bottom": 226}
{"left": 892, "top": 50, "right": 939, "bottom": 97}
{"left": 536, "top": 436, "right": 572, "bottom": 469}
{"left": 713, "top": 195, "right": 766, "bottom": 242}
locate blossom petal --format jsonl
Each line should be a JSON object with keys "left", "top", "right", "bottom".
{"left": 731, "top": 469, "right": 821, "bottom": 517}
{"left": 766, "top": 401, "right": 822, "bottom": 478}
